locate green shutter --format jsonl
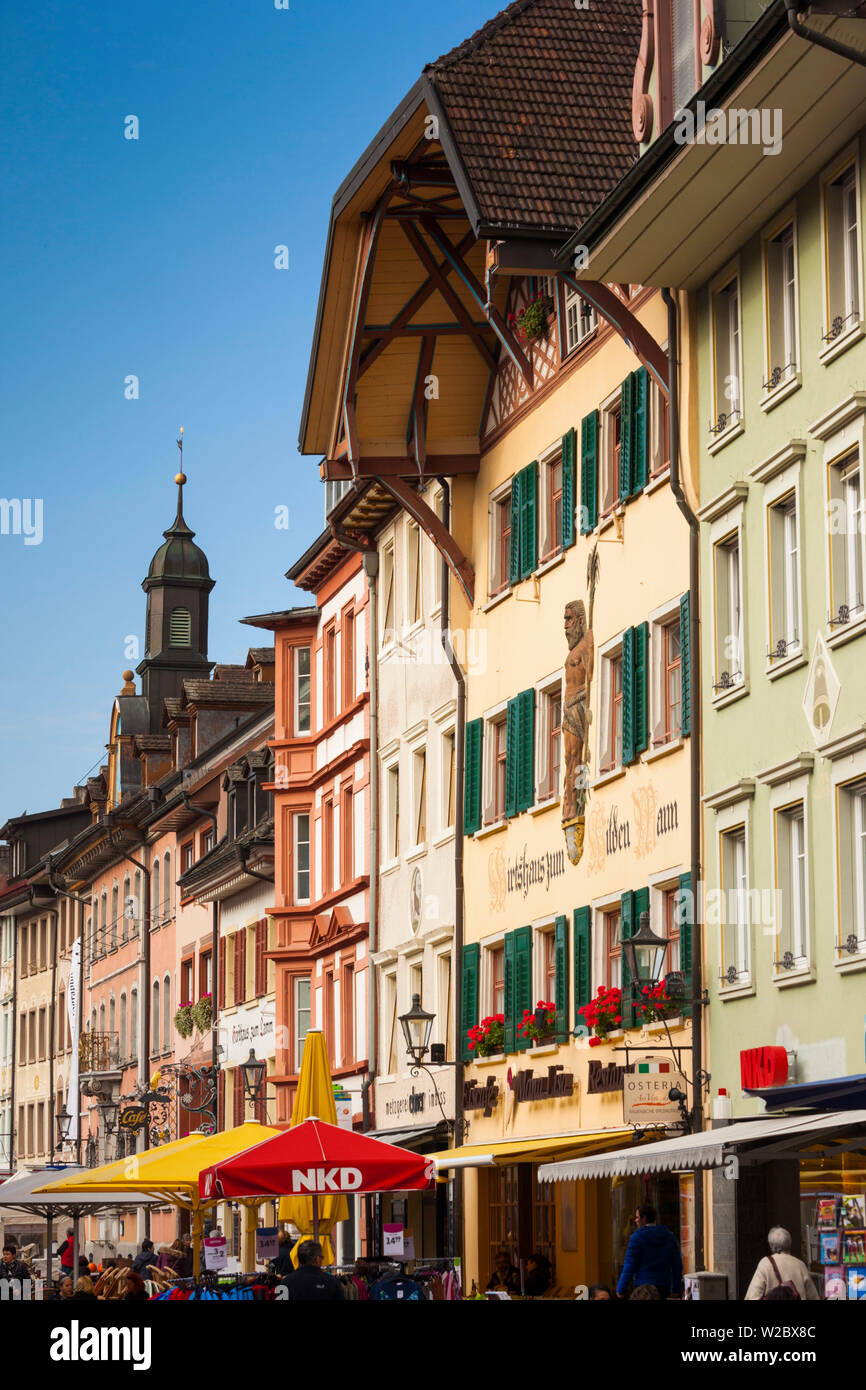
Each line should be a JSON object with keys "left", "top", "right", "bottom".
{"left": 620, "top": 890, "right": 635, "bottom": 1029}
{"left": 516, "top": 688, "right": 535, "bottom": 812}
{"left": 463, "top": 718, "right": 483, "bottom": 835}
{"left": 633, "top": 367, "right": 649, "bottom": 492}
{"left": 679, "top": 592, "right": 691, "bottom": 738}
{"left": 677, "top": 871, "right": 694, "bottom": 1017}
{"left": 521, "top": 460, "right": 538, "bottom": 578}
{"left": 619, "top": 373, "right": 634, "bottom": 503}
{"left": 554, "top": 915, "right": 569, "bottom": 1039}
{"left": 503, "top": 931, "right": 517, "bottom": 1054}
{"left": 504, "top": 698, "right": 519, "bottom": 819}
{"left": 573, "top": 907, "right": 591, "bottom": 1031}
{"left": 460, "top": 942, "right": 480, "bottom": 1061}
{"left": 514, "top": 925, "right": 533, "bottom": 1052}
{"left": 509, "top": 474, "right": 521, "bottom": 587}
{"left": 580, "top": 410, "right": 598, "bottom": 533}
{"left": 621, "top": 626, "right": 635, "bottom": 766}
{"left": 634, "top": 621, "right": 649, "bottom": 756}
{"left": 561, "top": 428, "right": 576, "bottom": 550}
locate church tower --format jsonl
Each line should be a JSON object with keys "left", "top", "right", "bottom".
{"left": 138, "top": 446, "right": 215, "bottom": 730}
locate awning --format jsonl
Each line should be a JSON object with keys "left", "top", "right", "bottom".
{"left": 364, "top": 1125, "right": 442, "bottom": 1149}
{"left": 538, "top": 1110, "right": 866, "bottom": 1183}
{"left": 431, "top": 1128, "right": 637, "bottom": 1172}
{"left": 745, "top": 1075, "right": 866, "bottom": 1112}
{"left": 0, "top": 1164, "right": 163, "bottom": 1217}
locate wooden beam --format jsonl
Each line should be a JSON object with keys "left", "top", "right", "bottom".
{"left": 560, "top": 275, "right": 670, "bottom": 398}
{"left": 400, "top": 220, "right": 497, "bottom": 373}
{"left": 365, "top": 322, "right": 491, "bottom": 336}
{"left": 323, "top": 454, "right": 480, "bottom": 479}
{"left": 421, "top": 216, "right": 533, "bottom": 388}
{"left": 342, "top": 191, "right": 392, "bottom": 475}
{"left": 357, "top": 229, "right": 477, "bottom": 379}
{"left": 375, "top": 475, "right": 475, "bottom": 608}
{"left": 407, "top": 335, "right": 436, "bottom": 476}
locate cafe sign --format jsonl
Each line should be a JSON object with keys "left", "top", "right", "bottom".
{"left": 507, "top": 1064, "right": 575, "bottom": 1104}
{"left": 587, "top": 1059, "right": 633, "bottom": 1094}
{"left": 622, "top": 1060, "right": 689, "bottom": 1126}
{"left": 119, "top": 1105, "right": 147, "bottom": 1133}
{"left": 463, "top": 1076, "right": 500, "bottom": 1117}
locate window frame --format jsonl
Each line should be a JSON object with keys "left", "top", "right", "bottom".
{"left": 761, "top": 207, "right": 801, "bottom": 408}
{"left": 538, "top": 440, "right": 564, "bottom": 564}
{"left": 597, "top": 638, "right": 624, "bottom": 777}
{"left": 534, "top": 671, "right": 564, "bottom": 805}
{"left": 708, "top": 263, "right": 744, "bottom": 449}
{"left": 488, "top": 479, "right": 513, "bottom": 599}
{"left": 600, "top": 386, "right": 623, "bottom": 518}
{"left": 716, "top": 807, "right": 753, "bottom": 997}
{"left": 711, "top": 525, "right": 745, "bottom": 700}
{"left": 293, "top": 644, "right": 312, "bottom": 736}
{"left": 819, "top": 143, "right": 863, "bottom": 361}
{"left": 482, "top": 703, "right": 509, "bottom": 827}
{"left": 562, "top": 283, "right": 597, "bottom": 356}
{"left": 772, "top": 793, "right": 810, "bottom": 980}
{"left": 293, "top": 975, "right": 311, "bottom": 1073}
{"left": 293, "top": 811, "right": 311, "bottom": 905}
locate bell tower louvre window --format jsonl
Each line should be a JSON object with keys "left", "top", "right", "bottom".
{"left": 169, "top": 607, "right": 192, "bottom": 647}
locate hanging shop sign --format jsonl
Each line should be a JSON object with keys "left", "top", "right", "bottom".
{"left": 622, "top": 1061, "right": 689, "bottom": 1126}
{"left": 118, "top": 1106, "right": 147, "bottom": 1133}
{"left": 375, "top": 1070, "right": 455, "bottom": 1129}
{"left": 740, "top": 1046, "right": 789, "bottom": 1089}
{"left": 587, "top": 1059, "right": 633, "bottom": 1095}
{"left": 463, "top": 1076, "right": 500, "bottom": 1116}
{"left": 507, "top": 1064, "right": 574, "bottom": 1104}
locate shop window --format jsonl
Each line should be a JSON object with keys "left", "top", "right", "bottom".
{"left": 822, "top": 155, "right": 862, "bottom": 347}
{"left": 774, "top": 802, "right": 808, "bottom": 973}
{"left": 828, "top": 451, "right": 864, "bottom": 629}
{"left": 489, "top": 1165, "right": 521, "bottom": 1274}
{"left": 767, "top": 492, "right": 801, "bottom": 660}
{"left": 294, "top": 646, "right": 311, "bottom": 734}
{"left": 763, "top": 220, "right": 798, "bottom": 392}
{"left": 710, "top": 274, "right": 742, "bottom": 438}
{"left": 713, "top": 532, "right": 744, "bottom": 692}
{"left": 533, "top": 1169, "right": 557, "bottom": 1273}
{"left": 720, "top": 826, "right": 750, "bottom": 988}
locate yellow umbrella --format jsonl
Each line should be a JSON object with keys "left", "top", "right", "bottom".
{"left": 37, "top": 1122, "right": 280, "bottom": 1276}
{"left": 280, "top": 1029, "right": 348, "bottom": 1265}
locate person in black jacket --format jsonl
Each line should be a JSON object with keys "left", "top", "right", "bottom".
{"left": 270, "top": 1230, "right": 296, "bottom": 1278}
{"left": 279, "top": 1240, "right": 345, "bottom": 1301}
{"left": 1, "top": 1244, "right": 30, "bottom": 1283}
{"left": 72, "top": 1275, "right": 97, "bottom": 1300}
{"left": 131, "top": 1238, "right": 156, "bottom": 1277}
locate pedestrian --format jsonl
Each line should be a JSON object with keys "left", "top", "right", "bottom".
{"left": 523, "top": 1252, "right": 553, "bottom": 1296}
{"left": 278, "top": 1239, "right": 345, "bottom": 1301}
{"left": 123, "top": 1271, "right": 150, "bottom": 1301}
{"left": 50, "top": 1275, "right": 74, "bottom": 1301}
{"left": 616, "top": 1204, "right": 683, "bottom": 1299}
{"left": 131, "top": 1238, "right": 156, "bottom": 1277}
{"left": 57, "top": 1228, "right": 75, "bottom": 1276}
{"left": 0, "top": 1244, "right": 30, "bottom": 1283}
{"left": 157, "top": 1241, "right": 183, "bottom": 1274}
{"left": 178, "top": 1236, "right": 194, "bottom": 1278}
{"left": 744, "top": 1227, "right": 820, "bottom": 1301}
{"left": 486, "top": 1249, "right": 520, "bottom": 1295}
{"left": 630, "top": 1283, "right": 661, "bottom": 1300}
{"left": 588, "top": 1283, "right": 612, "bottom": 1300}
{"left": 72, "top": 1275, "right": 97, "bottom": 1300}
{"left": 270, "top": 1229, "right": 295, "bottom": 1278}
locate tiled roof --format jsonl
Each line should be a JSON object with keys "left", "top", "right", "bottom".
{"left": 426, "top": 0, "right": 640, "bottom": 233}
{"left": 181, "top": 680, "right": 275, "bottom": 707}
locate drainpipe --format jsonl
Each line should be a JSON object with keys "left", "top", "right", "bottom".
{"left": 785, "top": 3, "right": 866, "bottom": 68}
{"left": 438, "top": 477, "right": 466, "bottom": 1264}
{"left": 9, "top": 909, "right": 17, "bottom": 1172}
{"left": 180, "top": 795, "right": 221, "bottom": 1132}
{"left": 362, "top": 547, "right": 379, "bottom": 1252}
{"left": 662, "top": 287, "right": 704, "bottom": 1272}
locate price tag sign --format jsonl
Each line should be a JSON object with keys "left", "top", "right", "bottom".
{"left": 382, "top": 1223, "right": 404, "bottom": 1257}
{"left": 203, "top": 1235, "right": 227, "bottom": 1271}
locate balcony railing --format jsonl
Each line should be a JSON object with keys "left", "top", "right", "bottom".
{"left": 79, "top": 1031, "right": 120, "bottom": 1073}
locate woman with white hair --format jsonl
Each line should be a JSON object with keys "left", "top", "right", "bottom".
{"left": 744, "top": 1226, "right": 820, "bottom": 1300}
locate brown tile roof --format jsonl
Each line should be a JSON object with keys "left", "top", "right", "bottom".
{"left": 426, "top": 0, "right": 640, "bottom": 234}
{"left": 181, "top": 680, "right": 275, "bottom": 707}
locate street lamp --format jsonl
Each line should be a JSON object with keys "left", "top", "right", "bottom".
{"left": 240, "top": 1049, "right": 267, "bottom": 1105}
{"left": 56, "top": 1106, "right": 71, "bottom": 1146}
{"left": 399, "top": 994, "right": 435, "bottom": 1066}
{"left": 622, "top": 911, "right": 670, "bottom": 990}
{"left": 102, "top": 1100, "right": 119, "bottom": 1136}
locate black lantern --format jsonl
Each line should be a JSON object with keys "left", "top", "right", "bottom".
{"left": 102, "top": 1099, "right": 119, "bottom": 1136}
{"left": 399, "top": 993, "right": 435, "bottom": 1065}
{"left": 240, "top": 1049, "right": 267, "bottom": 1103}
{"left": 55, "top": 1105, "right": 72, "bottom": 1145}
{"left": 622, "top": 911, "right": 670, "bottom": 989}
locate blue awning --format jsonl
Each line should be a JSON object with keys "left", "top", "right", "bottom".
{"left": 745, "top": 1074, "right": 866, "bottom": 1112}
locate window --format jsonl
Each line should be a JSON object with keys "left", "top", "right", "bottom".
{"left": 201, "top": 829, "right": 215, "bottom": 857}
{"left": 775, "top": 803, "right": 808, "bottom": 972}
{"left": 293, "top": 813, "right": 311, "bottom": 903}
{"left": 381, "top": 540, "right": 396, "bottom": 640}
{"left": 720, "top": 826, "right": 750, "bottom": 986}
{"left": 294, "top": 977, "right": 311, "bottom": 1071}
{"left": 767, "top": 492, "right": 801, "bottom": 659}
{"left": 601, "top": 398, "right": 622, "bottom": 515}
{"left": 671, "top": 0, "right": 698, "bottom": 111}
{"left": 828, "top": 452, "right": 864, "bottom": 627}
{"left": 324, "top": 623, "right": 337, "bottom": 723}
{"left": 763, "top": 221, "right": 798, "bottom": 391}
{"left": 710, "top": 275, "right": 742, "bottom": 435}
{"left": 406, "top": 523, "right": 422, "bottom": 626}
{"left": 180, "top": 958, "right": 193, "bottom": 1004}
{"left": 662, "top": 886, "right": 681, "bottom": 973}
{"left": 130, "top": 988, "right": 138, "bottom": 1058}
{"left": 661, "top": 619, "right": 682, "bottom": 740}
{"left": 38, "top": 1007, "right": 46, "bottom": 1060}
{"left": 342, "top": 606, "right": 355, "bottom": 707}
{"left": 121, "top": 875, "right": 130, "bottom": 941}
{"left": 384, "top": 971, "right": 399, "bottom": 1074}
{"left": 650, "top": 381, "right": 670, "bottom": 477}
{"left": 151, "top": 980, "right": 160, "bottom": 1056}
{"left": 342, "top": 962, "right": 355, "bottom": 1065}
{"left": 119, "top": 992, "right": 127, "bottom": 1062}
{"left": 604, "top": 909, "right": 622, "bottom": 992}
{"left": 412, "top": 746, "right": 427, "bottom": 847}
{"left": 489, "top": 715, "right": 508, "bottom": 824}
{"left": 541, "top": 926, "right": 557, "bottom": 1003}
{"left": 489, "top": 944, "right": 505, "bottom": 1016}
{"left": 169, "top": 607, "right": 192, "bottom": 647}
{"left": 432, "top": 487, "right": 445, "bottom": 608}
{"left": 322, "top": 797, "right": 334, "bottom": 897}
{"left": 341, "top": 784, "right": 355, "bottom": 884}
{"left": 181, "top": 841, "right": 195, "bottom": 875}
{"left": 151, "top": 861, "right": 160, "bottom": 928}
{"left": 823, "top": 158, "right": 861, "bottom": 343}
{"left": 110, "top": 886, "right": 118, "bottom": 948}
{"left": 540, "top": 451, "right": 563, "bottom": 562}
{"left": 489, "top": 484, "right": 512, "bottom": 596}
{"left": 57, "top": 990, "right": 65, "bottom": 1050}
{"left": 600, "top": 649, "right": 623, "bottom": 773}
{"left": 163, "top": 850, "right": 171, "bottom": 920}
{"left": 200, "top": 949, "right": 212, "bottom": 998}
{"left": 713, "top": 533, "right": 743, "bottom": 691}
{"left": 325, "top": 478, "right": 351, "bottom": 516}
{"left": 563, "top": 284, "right": 597, "bottom": 354}
{"left": 443, "top": 727, "right": 456, "bottom": 832}
{"left": 836, "top": 778, "right": 866, "bottom": 959}
{"left": 294, "top": 646, "right": 311, "bottom": 734}
{"left": 385, "top": 761, "right": 400, "bottom": 861}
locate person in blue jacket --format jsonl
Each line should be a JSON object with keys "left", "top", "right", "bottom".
{"left": 616, "top": 1204, "right": 683, "bottom": 1299}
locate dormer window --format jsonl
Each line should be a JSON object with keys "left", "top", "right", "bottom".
{"left": 169, "top": 607, "right": 192, "bottom": 647}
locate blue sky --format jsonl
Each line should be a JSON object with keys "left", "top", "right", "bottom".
{"left": 0, "top": 0, "right": 494, "bottom": 816}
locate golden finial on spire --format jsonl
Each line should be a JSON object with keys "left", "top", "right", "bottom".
{"left": 175, "top": 425, "right": 186, "bottom": 485}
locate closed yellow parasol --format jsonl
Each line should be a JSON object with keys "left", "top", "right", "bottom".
{"left": 280, "top": 1029, "right": 349, "bottom": 1265}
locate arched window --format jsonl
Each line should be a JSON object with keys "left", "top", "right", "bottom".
{"left": 163, "top": 974, "right": 171, "bottom": 1051}
{"left": 133, "top": 871, "right": 142, "bottom": 935}
{"left": 119, "top": 992, "right": 127, "bottom": 1063}
{"left": 110, "top": 886, "right": 119, "bottom": 949}
{"left": 163, "top": 850, "right": 171, "bottom": 920}
{"left": 100, "top": 893, "right": 107, "bottom": 956}
{"left": 169, "top": 607, "right": 192, "bottom": 647}
{"left": 151, "top": 981, "right": 160, "bottom": 1057}
{"left": 121, "top": 876, "right": 131, "bottom": 941}
{"left": 99, "top": 1001, "right": 106, "bottom": 1035}
{"left": 130, "top": 988, "right": 138, "bottom": 1060}
{"left": 109, "top": 995, "right": 116, "bottom": 1036}
{"left": 151, "top": 860, "right": 160, "bottom": 929}
{"left": 87, "top": 916, "right": 93, "bottom": 964}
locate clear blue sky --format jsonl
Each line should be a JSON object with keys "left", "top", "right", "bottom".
{"left": 0, "top": 0, "right": 494, "bottom": 816}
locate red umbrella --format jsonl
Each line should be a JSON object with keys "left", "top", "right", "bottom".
{"left": 198, "top": 1117, "right": 434, "bottom": 1244}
